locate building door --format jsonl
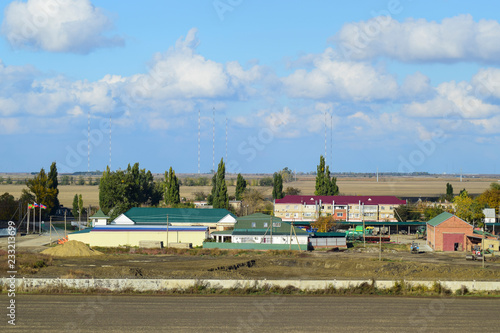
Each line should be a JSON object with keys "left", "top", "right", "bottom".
{"left": 443, "top": 234, "right": 464, "bottom": 251}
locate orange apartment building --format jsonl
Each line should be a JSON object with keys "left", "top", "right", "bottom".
{"left": 274, "top": 195, "right": 407, "bottom": 222}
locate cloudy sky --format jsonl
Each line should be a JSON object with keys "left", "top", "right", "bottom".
{"left": 1, "top": 0, "right": 500, "bottom": 174}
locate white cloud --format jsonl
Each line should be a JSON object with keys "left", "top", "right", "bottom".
{"left": 403, "top": 80, "right": 500, "bottom": 119}
{"left": 1, "top": 0, "right": 124, "bottom": 53}
{"left": 333, "top": 15, "right": 500, "bottom": 63}
{"left": 282, "top": 48, "right": 398, "bottom": 101}
{"left": 400, "top": 72, "right": 434, "bottom": 100}
{"left": 0, "top": 118, "right": 22, "bottom": 134}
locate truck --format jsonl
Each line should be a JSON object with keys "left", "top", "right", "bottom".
{"left": 465, "top": 245, "right": 484, "bottom": 261}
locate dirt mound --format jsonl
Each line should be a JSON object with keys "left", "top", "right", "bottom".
{"left": 41, "top": 240, "right": 103, "bottom": 257}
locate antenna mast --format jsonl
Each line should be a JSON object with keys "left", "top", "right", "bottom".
{"left": 109, "top": 115, "right": 112, "bottom": 170}
{"left": 324, "top": 111, "right": 327, "bottom": 159}
{"left": 212, "top": 107, "right": 215, "bottom": 173}
{"left": 225, "top": 115, "right": 228, "bottom": 163}
{"left": 198, "top": 109, "right": 201, "bottom": 174}
{"left": 87, "top": 110, "right": 90, "bottom": 174}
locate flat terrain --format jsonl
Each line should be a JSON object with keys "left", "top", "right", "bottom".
{"left": 2, "top": 295, "right": 499, "bottom": 332}
{"left": 0, "top": 176, "right": 497, "bottom": 206}
{"left": 2, "top": 237, "right": 499, "bottom": 280}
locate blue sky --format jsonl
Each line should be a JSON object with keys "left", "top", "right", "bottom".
{"left": 2, "top": 0, "right": 500, "bottom": 175}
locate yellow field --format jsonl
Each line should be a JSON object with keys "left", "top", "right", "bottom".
{"left": 0, "top": 185, "right": 100, "bottom": 207}
{"left": 1, "top": 176, "right": 496, "bottom": 208}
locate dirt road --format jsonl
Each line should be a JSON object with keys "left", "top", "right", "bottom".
{"left": 2, "top": 295, "right": 499, "bottom": 332}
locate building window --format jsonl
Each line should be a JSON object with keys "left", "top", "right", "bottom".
{"left": 327, "top": 205, "right": 332, "bottom": 210}
{"left": 349, "top": 213, "right": 353, "bottom": 218}
{"left": 251, "top": 222, "right": 256, "bottom": 228}
{"left": 294, "top": 213, "right": 298, "bottom": 218}
{"left": 263, "top": 222, "right": 268, "bottom": 228}
{"left": 381, "top": 206, "right": 385, "bottom": 210}
{"left": 337, "top": 212, "right": 343, "bottom": 217}
{"left": 355, "top": 213, "right": 359, "bottom": 218}
{"left": 285, "top": 213, "right": 290, "bottom": 218}
{"left": 294, "top": 205, "right": 298, "bottom": 209}
{"left": 286, "top": 205, "right": 289, "bottom": 209}
{"left": 272, "top": 222, "right": 281, "bottom": 227}
{"left": 304, "top": 212, "right": 311, "bottom": 217}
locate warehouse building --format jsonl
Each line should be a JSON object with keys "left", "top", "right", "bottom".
{"left": 426, "top": 212, "right": 475, "bottom": 251}
{"left": 69, "top": 207, "right": 235, "bottom": 248}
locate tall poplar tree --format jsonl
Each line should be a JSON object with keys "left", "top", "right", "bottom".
{"left": 315, "top": 155, "right": 339, "bottom": 195}
{"left": 235, "top": 173, "right": 247, "bottom": 201}
{"left": 164, "top": 167, "right": 180, "bottom": 205}
{"left": 48, "top": 162, "right": 60, "bottom": 214}
{"left": 211, "top": 158, "right": 229, "bottom": 209}
{"left": 272, "top": 172, "right": 284, "bottom": 200}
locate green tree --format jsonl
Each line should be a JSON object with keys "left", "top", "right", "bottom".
{"left": 311, "top": 216, "right": 336, "bottom": 233}
{"left": 445, "top": 183, "right": 454, "bottom": 201}
{"left": 241, "top": 188, "right": 272, "bottom": 215}
{"left": 394, "top": 204, "right": 420, "bottom": 222}
{"left": 211, "top": 158, "right": 229, "bottom": 209}
{"left": 0, "top": 193, "right": 18, "bottom": 221}
{"left": 272, "top": 172, "right": 284, "bottom": 200}
{"left": 72, "top": 194, "right": 79, "bottom": 219}
{"left": 453, "top": 190, "right": 485, "bottom": 226}
{"left": 78, "top": 194, "right": 84, "bottom": 221}
{"left": 60, "top": 175, "right": 70, "bottom": 185}
{"left": 235, "top": 173, "right": 247, "bottom": 201}
{"left": 424, "top": 205, "right": 445, "bottom": 220}
{"left": 284, "top": 186, "right": 301, "bottom": 196}
{"left": 259, "top": 177, "right": 273, "bottom": 186}
{"left": 26, "top": 168, "right": 57, "bottom": 216}
{"left": 476, "top": 183, "right": 500, "bottom": 214}
{"left": 99, "top": 163, "right": 162, "bottom": 219}
{"left": 280, "top": 167, "right": 294, "bottom": 183}
{"left": 48, "top": 162, "right": 60, "bottom": 215}
{"left": 315, "top": 155, "right": 339, "bottom": 195}
{"left": 164, "top": 167, "right": 180, "bottom": 205}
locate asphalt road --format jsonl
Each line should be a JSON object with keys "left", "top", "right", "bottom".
{"left": 2, "top": 295, "right": 499, "bottom": 332}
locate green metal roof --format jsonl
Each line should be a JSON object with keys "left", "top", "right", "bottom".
{"left": 211, "top": 230, "right": 233, "bottom": 235}
{"left": 123, "top": 207, "right": 235, "bottom": 224}
{"left": 473, "top": 229, "right": 499, "bottom": 238}
{"left": 426, "top": 212, "right": 457, "bottom": 227}
{"left": 233, "top": 213, "right": 308, "bottom": 235}
{"left": 70, "top": 228, "right": 92, "bottom": 234}
{"left": 311, "top": 232, "right": 346, "bottom": 237}
{"left": 293, "top": 221, "right": 426, "bottom": 226}
{"left": 90, "top": 209, "right": 109, "bottom": 219}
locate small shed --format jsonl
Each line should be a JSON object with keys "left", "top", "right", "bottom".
{"left": 309, "top": 232, "right": 347, "bottom": 248}
{"left": 89, "top": 209, "right": 110, "bottom": 227}
{"left": 426, "top": 212, "right": 474, "bottom": 251}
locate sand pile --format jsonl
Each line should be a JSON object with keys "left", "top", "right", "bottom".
{"left": 42, "top": 240, "right": 103, "bottom": 257}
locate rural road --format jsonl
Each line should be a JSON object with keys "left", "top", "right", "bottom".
{"left": 2, "top": 295, "right": 499, "bottom": 332}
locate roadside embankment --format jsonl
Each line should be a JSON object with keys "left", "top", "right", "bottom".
{"left": 2, "top": 278, "right": 500, "bottom": 295}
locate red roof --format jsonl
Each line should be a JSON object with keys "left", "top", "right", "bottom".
{"left": 274, "top": 195, "right": 406, "bottom": 206}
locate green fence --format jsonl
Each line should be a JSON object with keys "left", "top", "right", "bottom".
{"left": 203, "top": 242, "right": 305, "bottom": 251}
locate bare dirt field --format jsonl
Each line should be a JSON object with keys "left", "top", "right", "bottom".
{"left": 0, "top": 175, "right": 496, "bottom": 207}
{"left": 2, "top": 244, "right": 499, "bottom": 281}
{"left": 6, "top": 295, "right": 500, "bottom": 333}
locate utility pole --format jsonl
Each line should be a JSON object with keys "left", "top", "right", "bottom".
{"left": 379, "top": 224, "right": 382, "bottom": 261}
{"left": 27, "top": 205, "right": 30, "bottom": 234}
{"left": 482, "top": 224, "right": 485, "bottom": 268}
{"left": 362, "top": 202, "right": 365, "bottom": 248}
{"left": 167, "top": 215, "right": 169, "bottom": 249}
{"left": 270, "top": 216, "right": 273, "bottom": 244}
